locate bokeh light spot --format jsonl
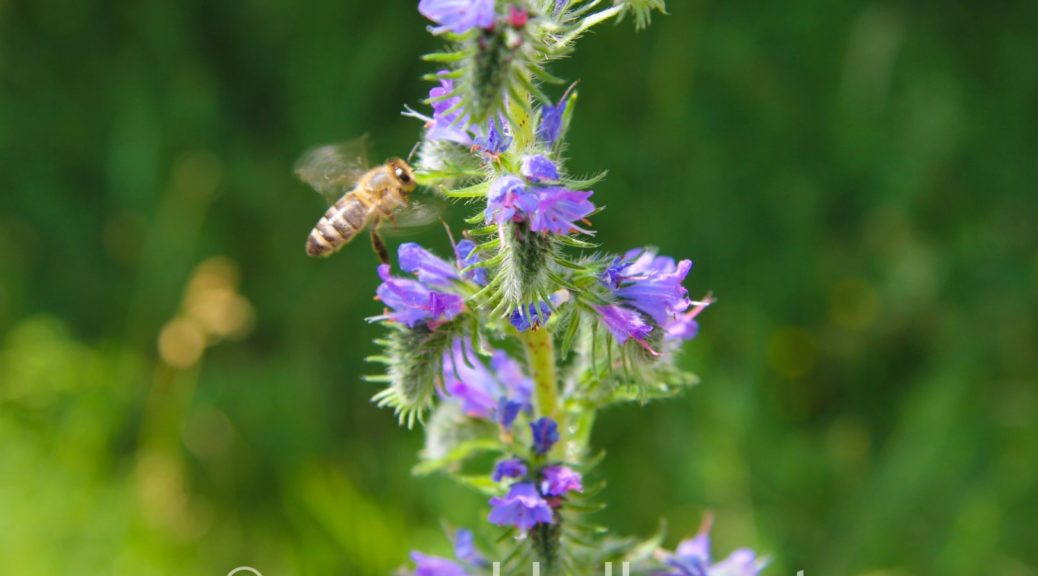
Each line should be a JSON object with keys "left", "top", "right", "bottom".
{"left": 158, "top": 317, "right": 206, "bottom": 368}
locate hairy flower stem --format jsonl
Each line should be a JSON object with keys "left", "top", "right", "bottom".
{"left": 520, "top": 327, "right": 560, "bottom": 423}
{"left": 531, "top": 520, "right": 562, "bottom": 575}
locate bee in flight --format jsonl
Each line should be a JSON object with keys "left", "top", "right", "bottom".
{"left": 296, "top": 138, "right": 430, "bottom": 263}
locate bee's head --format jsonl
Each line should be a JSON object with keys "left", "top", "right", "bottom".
{"left": 388, "top": 158, "right": 417, "bottom": 194}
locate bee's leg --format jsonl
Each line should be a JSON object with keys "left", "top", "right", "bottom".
{"left": 370, "top": 225, "right": 390, "bottom": 265}
{"left": 380, "top": 205, "right": 399, "bottom": 230}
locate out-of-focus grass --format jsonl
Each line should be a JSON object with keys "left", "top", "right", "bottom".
{"left": 1, "top": 1, "right": 1036, "bottom": 574}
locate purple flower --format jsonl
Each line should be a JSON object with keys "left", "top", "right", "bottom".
{"left": 375, "top": 264, "right": 464, "bottom": 328}
{"left": 606, "top": 250, "right": 693, "bottom": 326}
{"left": 593, "top": 304, "right": 655, "bottom": 352}
{"left": 492, "top": 458, "right": 529, "bottom": 482}
{"left": 602, "top": 255, "right": 628, "bottom": 289}
{"left": 453, "top": 528, "right": 486, "bottom": 567}
{"left": 474, "top": 117, "right": 512, "bottom": 154}
{"left": 497, "top": 398, "right": 524, "bottom": 428}
{"left": 456, "top": 239, "right": 488, "bottom": 285}
{"left": 521, "top": 155, "right": 560, "bottom": 182}
{"left": 665, "top": 296, "right": 714, "bottom": 341}
{"left": 485, "top": 176, "right": 530, "bottom": 224}
{"left": 487, "top": 482, "right": 553, "bottom": 531}
{"left": 398, "top": 240, "right": 488, "bottom": 288}
{"left": 410, "top": 528, "right": 488, "bottom": 575}
{"left": 525, "top": 187, "right": 595, "bottom": 234}
{"left": 709, "top": 549, "right": 766, "bottom": 576}
{"left": 530, "top": 418, "right": 559, "bottom": 455}
{"left": 410, "top": 552, "right": 469, "bottom": 576}
{"left": 537, "top": 100, "right": 566, "bottom": 144}
{"left": 510, "top": 301, "right": 552, "bottom": 331}
{"left": 486, "top": 174, "right": 595, "bottom": 235}
{"left": 428, "top": 75, "right": 470, "bottom": 143}
{"left": 662, "top": 519, "right": 768, "bottom": 576}
{"left": 599, "top": 249, "right": 712, "bottom": 347}
{"left": 540, "top": 465, "right": 583, "bottom": 497}
{"left": 405, "top": 74, "right": 473, "bottom": 145}
{"left": 400, "top": 243, "right": 460, "bottom": 287}
{"left": 669, "top": 533, "right": 710, "bottom": 575}
{"left": 429, "top": 75, "right": 460, "bottom": 116}
{"left": 442, "top": 340, "right": 532, "bottom": 425}
{"left": 419, "top": 0, "right": 496, "bottom": 35}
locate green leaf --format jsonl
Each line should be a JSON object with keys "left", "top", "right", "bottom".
{"left": 443, "top": 180, "right": 491, "bottom": 198}
{"left": 453, "top": 474, "right": 503, "bottom": 496}
{"left": 467, "top": 224, "right": 498, "bottom": 236}
{"left": 558, "top": 304, "right": 583, "bottom": 360}
{"left": 625, "top": 521, "right": 668, "bottom": 562}
{"left": 556, "top": 235, "right": 599, "bottom": 249}
{"left": 413, "top": 437, "right": 502, "bottom": 475}
{"left": 563, "top": 171, "right": 607, "bottom": 190}
{"left": 422, "top": 50, "right": 473, "bottom": 63}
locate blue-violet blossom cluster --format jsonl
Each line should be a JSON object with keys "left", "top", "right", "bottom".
{"left": 316, "top": 1, "right": 770, "bottom": 574}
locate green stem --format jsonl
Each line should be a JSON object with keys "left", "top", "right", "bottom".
{"left": 520, "top": 327, "right": 559, "bottom": 421}
{"left": 520, "top": 327, "right": 563, "bottom": 572}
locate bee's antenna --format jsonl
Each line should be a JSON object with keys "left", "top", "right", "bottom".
{"left": 406, "top": 140, "right": 421, "bottom": 164}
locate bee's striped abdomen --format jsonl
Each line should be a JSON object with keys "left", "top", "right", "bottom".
{"left": 306, "top": 194, "right": 371, "bottom": 257}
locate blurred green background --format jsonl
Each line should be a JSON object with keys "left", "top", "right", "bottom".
{"left": 2, "top": 0, "right": 1037, "bottom": 574}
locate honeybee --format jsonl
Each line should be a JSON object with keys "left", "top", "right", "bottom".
{"left": 296, "top": 138, "right": 427, "bottom": 263}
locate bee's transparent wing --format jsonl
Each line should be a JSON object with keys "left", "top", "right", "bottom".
{"left": 379, "top": 200, "right": 444, "bottom": 237}
{"left": 294, "top": 136, "right": 370, "bottom": 205}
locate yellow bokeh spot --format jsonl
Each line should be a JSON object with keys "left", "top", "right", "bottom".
{"left": 158, "top": 317, "right": 206, "bottom": 368}
{"left": 155, "top": 256, "right": 255, "bottom": 369}
{"left": 183, "top": 257, "right": 255, "bottom": 340}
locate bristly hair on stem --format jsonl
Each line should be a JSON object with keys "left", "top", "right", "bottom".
{"left": 615, "top": 0, "right": 669, "bottom": 30}
{"left": 367, "top": 321, "right": 461, "bottom": 429}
